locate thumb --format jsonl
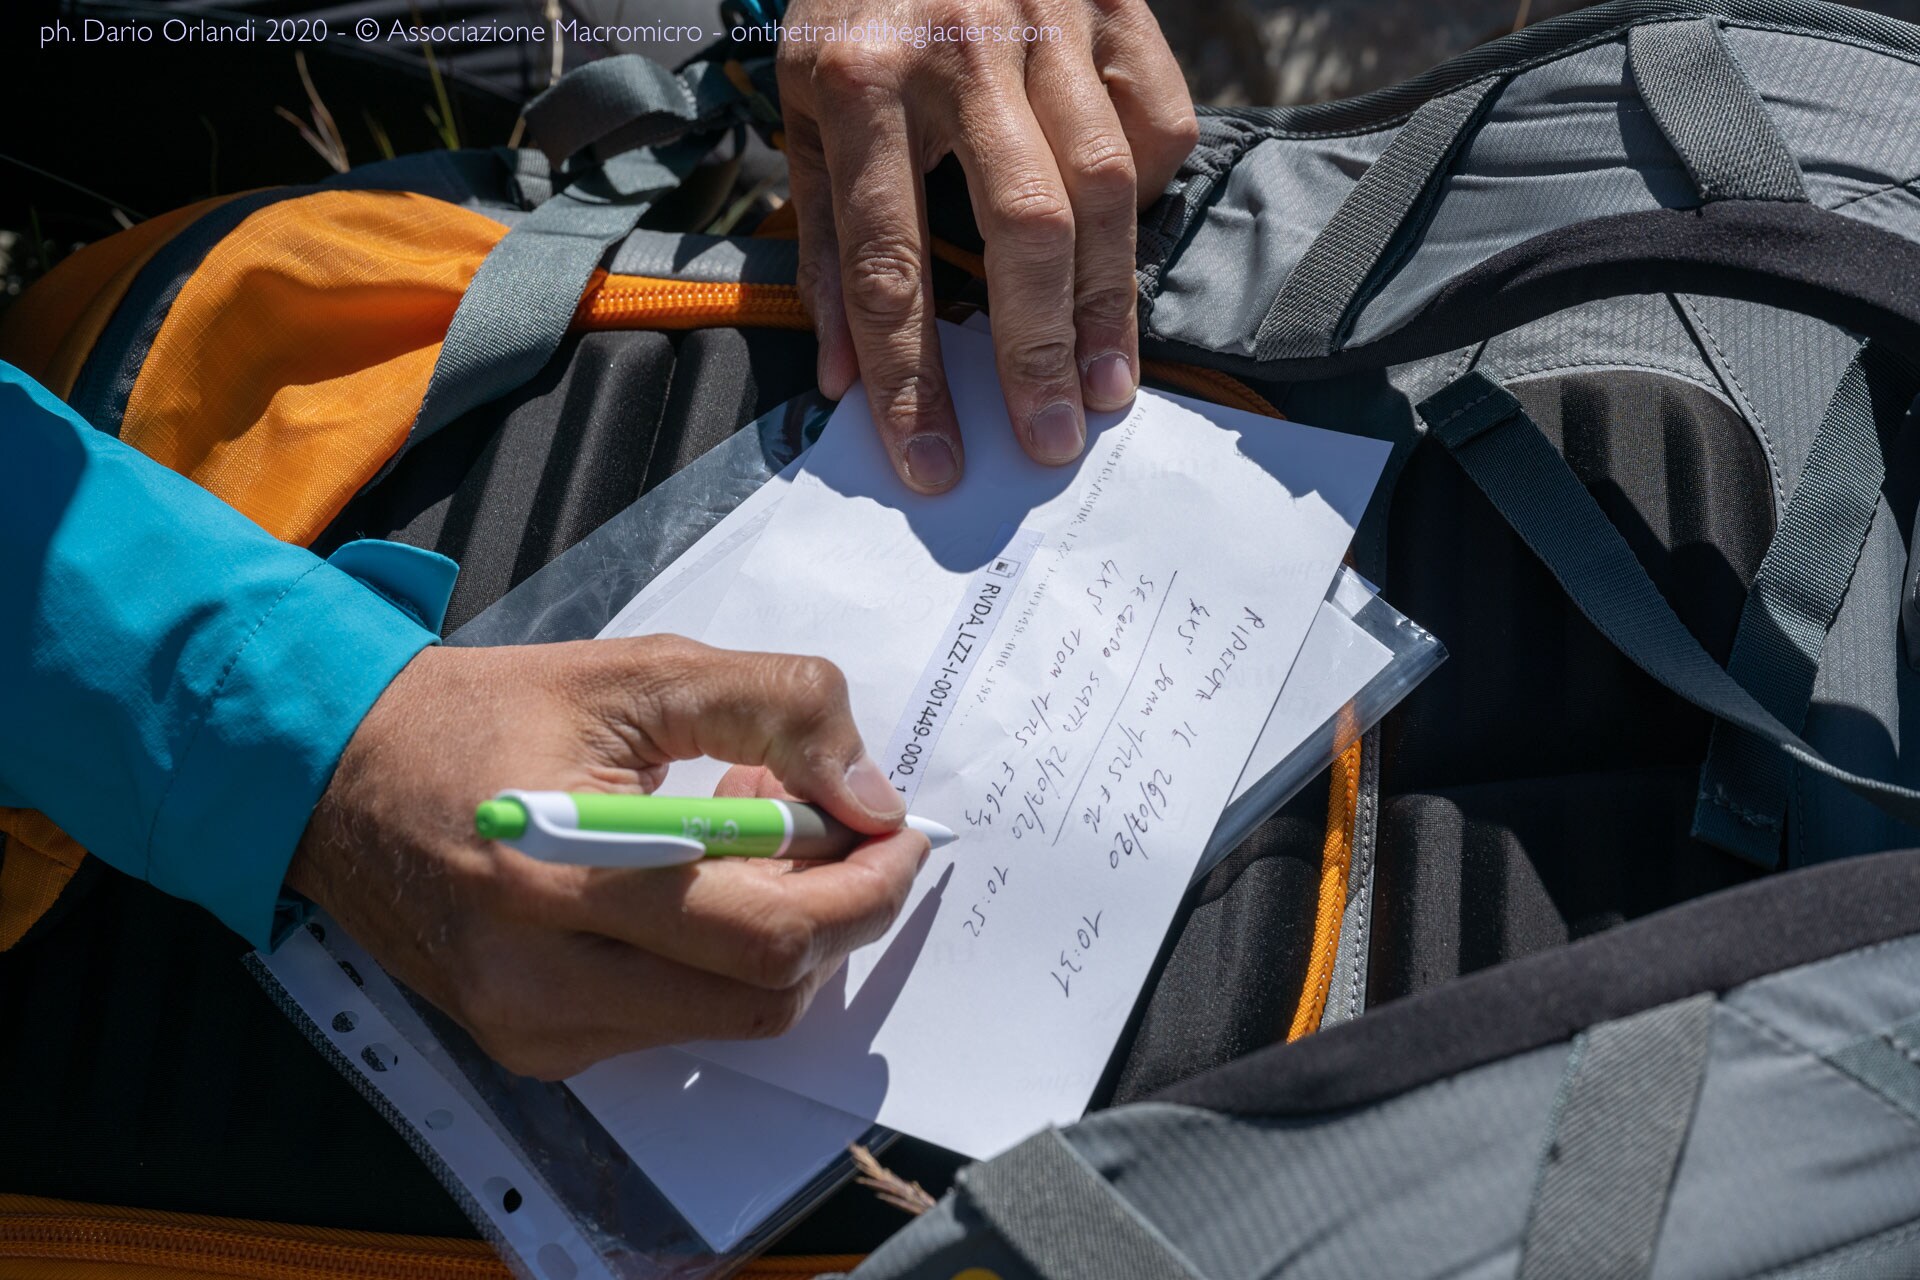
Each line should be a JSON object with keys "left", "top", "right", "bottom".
{"left": 596, "top": 635, "right": 908, "bottom": 834}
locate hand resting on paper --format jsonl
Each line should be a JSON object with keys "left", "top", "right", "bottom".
{"left": 287, "top": 637, "right": 926, "bottom": 1080}
{"left": 779, "top": 0, "right": 1198, "bottom": 492}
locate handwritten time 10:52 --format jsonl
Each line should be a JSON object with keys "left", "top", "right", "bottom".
{"left": 957, "top": 554, "right": 1271, "bottom": 997}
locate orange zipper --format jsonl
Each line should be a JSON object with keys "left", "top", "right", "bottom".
{"left": 574, "top": 271, "right": 812, "bottom": 333}
{"left": 0, "top": 1195, "right": 860, "bottom": 1280}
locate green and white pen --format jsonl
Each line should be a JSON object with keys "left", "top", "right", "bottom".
{"left": 474, "top": 791, "right": 959, "bottom": 868}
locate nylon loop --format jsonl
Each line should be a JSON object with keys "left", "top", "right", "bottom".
{"left": 1253, "top": 77, "right": 1500, "bottom": 362}
{"left": 1628, "top": 20, "right": 1807, "bottom": 203}
{"left": 1518, "top": 994, "right": 1715, "bottom": 1280}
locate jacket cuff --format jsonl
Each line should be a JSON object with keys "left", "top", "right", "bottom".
{"left": 147, "top": 541, "right": 455, "bottom": 948}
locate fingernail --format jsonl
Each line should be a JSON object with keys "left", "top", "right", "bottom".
{"left": 903, "top": 434, "right": 958, "bottom": 490}
{"left": 846, "top": 754, "right": 906, "bottom": 821}
{"left": 1029, "top": 401, "right": 1085, "bottom": 464}
{"left": 1084, "top": 352, "right": 1136, "bottom": 408}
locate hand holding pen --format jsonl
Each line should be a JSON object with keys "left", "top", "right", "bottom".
{"left": 287, "top": 636, "right": 928, "bottom": 1079}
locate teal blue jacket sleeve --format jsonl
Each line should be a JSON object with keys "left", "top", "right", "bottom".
{"left": 0, "top": 361, "right": 458, "bottom": 948}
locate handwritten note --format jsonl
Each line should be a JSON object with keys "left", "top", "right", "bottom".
{"left": 679, "top": 323, "right": 1387, "bottom": 1158}
{"left": 566, "top": 473, "right": 1393, "bottom": 1244}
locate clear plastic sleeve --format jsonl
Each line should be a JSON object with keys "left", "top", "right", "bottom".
{"left": 253, "top": 394, "right": 1444, "bottom": 1280}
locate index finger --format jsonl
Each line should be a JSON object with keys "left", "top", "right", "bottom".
{"left": 542, "top": 826, "right": 928, "bottom": 991}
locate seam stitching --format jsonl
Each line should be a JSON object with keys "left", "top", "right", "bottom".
{"left": 142, "top": 561, "right": 329, "bottom": 880}
{"left": 1721, "top": 1001, "right": 1920, "bottom": 1138}
{"left": 1671, "top": 293, "right": 1787, "bottom": 509}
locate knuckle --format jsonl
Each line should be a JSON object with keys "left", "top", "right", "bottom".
{"left": 786, "top": 654, "right": 849, "bottom": 709}
{"left": 1074, "top": 139, "right": 1139, "bottom": 202}
{"left": 631, "top": 633, "right": 707, "bottom": 685}
{"left": 1077, "top": 281, "right": 1138, "bottom": 330}
{"left": 1135, "top": 112, "right": 1201, "bottom": 183}
{"left": 812, "top": 44, "right": 902, "bottom": 101}
{"left": 743, "top": 983, "right": 814, "bottom": 1040}
{"left": 990, "top": 179, "right": 1075, "bottom": 244}
{"left": 746, "top": 909, "right": 817, "bottom": 988}
{"left": 843, "top": 245, "right": 925, "bottom": 320}
{"left": 874, "top": 370, "right": 949, "bottom": 434}
{"left": 1004, "top": 334, "right": 1079, "bottom": 385}
{"left": 1162, "top": 108, "right": 1203, "bottom": 154}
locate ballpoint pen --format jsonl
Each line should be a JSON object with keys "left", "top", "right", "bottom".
{"left": 474, "top": 791, "right": 958, "bottom": 867}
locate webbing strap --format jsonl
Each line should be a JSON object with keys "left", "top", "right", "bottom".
{"left": 1517, "top": 994, "right": 1715, "bottom": 1280}
{"left": 957, "top": 1130, "right": 1205, "bottom": 1280}
{"left": 1415, "top": 372, "right": 1920, "bottom": 830}
{"left": 1693, "top": 345, "right": 1917, "bottom": 864}
{"left": 522, "top": 56, "right": 739, "bottom": 168}
{"left": 1252, "top": 77, "right": 1500, "bottom": 362}
{"left": 1628, "top": 20, "right": 1806, "bottom": 203}
{"left": 398, "top": 140, "right": 707, "bottom": 470}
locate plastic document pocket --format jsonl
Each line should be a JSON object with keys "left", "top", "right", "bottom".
{"left": 254, "top": 379, "right": 1443, "bottom": 1280}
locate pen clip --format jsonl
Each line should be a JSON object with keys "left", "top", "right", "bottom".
{"left": 499, "top": 792, "right": 707, "bottom": 869}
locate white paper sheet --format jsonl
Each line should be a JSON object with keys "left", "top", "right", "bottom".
{"left": 676, "top": 323, "right": 1388, "bottom": 1158}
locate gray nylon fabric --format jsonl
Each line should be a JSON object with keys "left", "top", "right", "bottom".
{"left": 1061, "top": 1058, "right": 1564, "bottom": 1280}
{"left": 521, "top": 55, "right": 737, "bottom": 167}
{"left": 1690, "top": 347, "right": 1912, "bottom": 864}
{"left": 1752, "top": 1217, "right": 1920, "bottom": 1280}
{"left": 1415, "top": 372, "right": 1920, "bottom": 829}
{"left": 1347, "top": 39, "right": 1697, "bottom": 348}
{"left": 1517, "top": 994, "right": 1714, "bottom": 1280}
{"left": 855, "top": 932, "right": 1920, "bottom": 1280}
{"left": 1724, "top": 932, "right": 1920, "bottom": 1055}
{"left": 957, "top": 1129, "right": 1204, "bottom": 1280}
{"left": 1627, "top": 20, "right": 1808, "bottom": 203}
{"left": 1674, "top": 294, "right": 1865, "bottom": 509}
{"left": 1648, "top": 933, "right": 1920, "bottom": 1277}
{"left": 1148, "top": 127, "right": 1395, "bottom": 359}
{"left": 1827, "top": 1017, "right": 1920, "bottom": 1124}
{"left": 1723, "top": 28, "right": 1920, "bottom": 212}
{"left": 1253, "top": 78, "right": 1500, "bottom": 361}
{"left": 1231, "top": 0, "right": 1920, "bottom": 140}
{"left": 1651, "top": 1005, "right": 1920, "bottom": 1277}
{"left": 402, "top": 141, "right": 705, "bottom": 468}
{"left": 1479, "top": 293, "right": 1730, "bottom": 402}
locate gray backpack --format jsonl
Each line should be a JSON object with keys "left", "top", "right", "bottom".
{"left": 852, "top": 1, "right": 1920, "bottom": 1275}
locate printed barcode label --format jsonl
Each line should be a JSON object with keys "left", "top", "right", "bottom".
{"left": 881, "top": 528, "right": 1044, "bottom": 805}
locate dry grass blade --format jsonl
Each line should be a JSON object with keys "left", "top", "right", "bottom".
{"left": 849, "top": 1144, "right": 935, "bottom": 1217}
{"left": 277, "top": 51, "right": 349, "bottom": 172}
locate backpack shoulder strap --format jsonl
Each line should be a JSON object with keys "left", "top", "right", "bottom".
{"left": 1415, "top": 369, "right": 1920, "bottom": 835}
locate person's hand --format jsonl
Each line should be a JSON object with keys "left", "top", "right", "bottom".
{"left": 778, "top": 0, "right": 1198, "bottom": 492}
{"left": 287, "top": 637, "right": 924, "bottom": 1080}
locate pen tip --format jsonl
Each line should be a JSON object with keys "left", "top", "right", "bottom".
{"left": 909, "top": 815, "right": 959, "bottom": 848}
